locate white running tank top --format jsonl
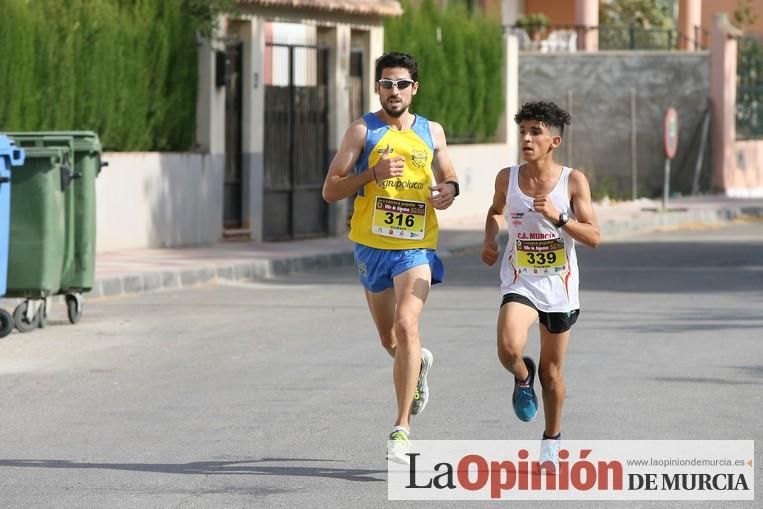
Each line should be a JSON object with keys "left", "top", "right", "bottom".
{"left": 499, "top": 165, "right": 580, "bottom": 312}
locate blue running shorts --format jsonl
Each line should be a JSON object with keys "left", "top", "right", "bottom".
{"left": 354, "top": 244, "right": 444, "bottom": 293}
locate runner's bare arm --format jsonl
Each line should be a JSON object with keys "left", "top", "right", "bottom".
{"left": 429, "top": 121, "right": 458, "bottom": 210}
{"left": 322, "top": 119, "right": 406, "bottom": 202}
{"left": 322, "top": 120, "right": 370, "bottom": 203}
{"left": 482, "top": 168, "right": 509, "bottom": 266}
{"left": 564, "top": 170, "right": 600, "bottom": 248}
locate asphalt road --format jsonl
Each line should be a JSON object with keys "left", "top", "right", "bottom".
{"left": 0, "top": 220, "right": 761, "bottom": 508}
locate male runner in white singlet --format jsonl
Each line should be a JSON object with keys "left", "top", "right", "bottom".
{"left": 482, "top": 101, "right": 600, "bottom": 471}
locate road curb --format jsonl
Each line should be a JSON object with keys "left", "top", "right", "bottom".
{"left": 89, "top": 251, "right": 357, "bottom": 299}
{"left": 600, "top": 205, "right": 763, "bottom": 239}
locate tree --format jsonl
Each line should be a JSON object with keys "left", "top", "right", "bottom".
{"left": 732, "top": 0, "right": 759, "bottom": 30}
{"left": 516, "top": 12, "right": 550, "bottom": 41}
{"left": 384, "top": 0, "right": 503, "bottom": 142}
{"left": 183, "top": 0, "right": 237, "bottom": 36}
{"left": 599, "top": 0, "right": 676, "bottom": 29}
{"left": 734, "top": 1, "right": 763, "bottom": 139}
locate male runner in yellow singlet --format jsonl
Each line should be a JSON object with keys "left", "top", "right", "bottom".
{"left": 482, "top": 101, "right": 600, "bottom": 471}
{"left": 323, "top": 52, "right": 459, "bottom": 463}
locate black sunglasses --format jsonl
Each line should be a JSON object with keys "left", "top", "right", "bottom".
{"left": 378, "top": 78, "right": 415, "bottom": 90}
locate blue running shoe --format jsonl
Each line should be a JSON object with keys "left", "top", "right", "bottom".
{"left": 512, "top": 356, "right": 538, "bottom": 422}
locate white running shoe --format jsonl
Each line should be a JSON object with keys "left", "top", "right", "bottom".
{"left": 387, "top": 428, "right": 411, "bottom": 464}
{"left": 411, "top": 348, "right": 433, "bottom": 416}
{"left": 538, "top": 434, "right": 561, "bottom": 473}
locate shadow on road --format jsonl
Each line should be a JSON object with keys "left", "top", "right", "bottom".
{"left": 653, "top": 376, "right": 762, "bottom": 386}
{"left": 224, "top": 234, "right": 763, "bottom": 296}
{"left": 0, "top": 458, "right": 385, "bottom": 482}
{"left": 578, "top": 241, "right": 763, "bottom": 294}
{"left": 581, "top": 307, "right": 763, "bottom": 334}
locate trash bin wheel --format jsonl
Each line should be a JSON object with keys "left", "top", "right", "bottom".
{"left": 13, "top": 302, "right": 40, "bottom": 333}
{"left": 66, "top": 294, "right": 82, "bottom": 324}
{"left": 0, "top": 309, "right": 13, "bottom": 338}
{"left": 38, "top": 300, "right": 48, "bottom": 329}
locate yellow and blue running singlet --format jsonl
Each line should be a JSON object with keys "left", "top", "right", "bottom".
{"left": 350, "top": 112, "right": 438, "bottom": 250}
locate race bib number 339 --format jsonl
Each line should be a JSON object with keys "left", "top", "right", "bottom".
{"left": 372, "top": 197, "right": 427, "bottom": 240}
{"left": 516, "top": 238, "right": 567, "bottom": 274}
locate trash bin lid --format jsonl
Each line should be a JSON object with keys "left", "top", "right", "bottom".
{"left": 72, "top": 133, "right": 102, "bottom": 154}
{"left": 22, "top": 145, "right": 70, "bottom": 162}
{"left": 9, "top": 131, "right": 101, "bottom": 154}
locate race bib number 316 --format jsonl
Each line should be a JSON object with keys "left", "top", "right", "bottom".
{"left": 516, "top": 238, "right": 567, "bottom": 275}
{"left": 372, "top": 197, "right": 427, "bottom": 240}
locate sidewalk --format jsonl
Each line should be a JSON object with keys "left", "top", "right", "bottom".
{"left": 83, "top": 195, "right": 763, "bottom": 301}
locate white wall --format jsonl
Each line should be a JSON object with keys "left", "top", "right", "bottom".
{"left": 439, "top": 143, "right": 518, "bottom": 228}
{"left": 96, "top": 152, "right": 224, "bottom": 253}
{"left": 93, "top": 144, "right": 513, "bottom": 253}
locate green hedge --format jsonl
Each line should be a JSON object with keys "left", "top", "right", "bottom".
{"left": 737, "top": 36, "right": 763, "bottom": 140}
{"left": 0, "top": 0, "right": 201, "bottom": 151}
{"left": 384, "top": 0, "right": 504, "bottom": 143}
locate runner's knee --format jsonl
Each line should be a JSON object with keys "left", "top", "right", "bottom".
{"left": 538, "top": 363, "right": 564, "bottom": 389}
{"left": 379, "top": 331, "right": 396, "bottom": 351}
{"left": 497, "top": 341, "right": 523, "bottom": 365}
{"left": 393, "top": 316, "right": 419, "bottom": 346}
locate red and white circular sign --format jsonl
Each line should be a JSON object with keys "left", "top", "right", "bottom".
{"left": 664, "top": 107, "right": 679, "bottom": 160}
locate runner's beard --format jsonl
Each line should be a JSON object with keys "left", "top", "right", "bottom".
{"left": 382, "top": 100, "right": 406, "bottom": 118}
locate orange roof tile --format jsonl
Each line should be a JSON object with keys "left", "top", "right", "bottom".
{"left": 236, "top": 0, "right": 403, "bottom": 17}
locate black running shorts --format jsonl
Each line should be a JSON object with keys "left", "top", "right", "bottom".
{"left": 500, "top": 293, "right": 580, "bottom": 334}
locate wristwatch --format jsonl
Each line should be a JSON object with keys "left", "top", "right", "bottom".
{"left": 555, "top": 212, "right": 570, "bottom": 228}
{"left": 446, "top": 180, "right": 460, "bottom": 197}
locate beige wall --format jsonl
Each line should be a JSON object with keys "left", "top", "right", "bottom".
{"left": 708, "top": 11, "right": 763, "bottom": 197}
{"left": 439, "top": 143, "right": 517, "bottom": 229}
{"left": 525, "top": 0, "right": 576, "bottom": 25}
{"left": 728, "top": 141, "right": 763, "bottom": 196}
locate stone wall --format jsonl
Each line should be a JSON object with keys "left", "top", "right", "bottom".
{"left": 518, "top": 51, "right": 711, "bottom": 198}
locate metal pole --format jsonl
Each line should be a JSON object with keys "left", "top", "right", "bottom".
{"left": 691, "top": 108, "right": 711, "bottom": 195}
{"left": 630, "top": 25, "right": 636, "bottom": 50}
{"left": 566, "top": 90, "right": 573, "bottom": 165}
{"left": 288, "top": 45, "right": 295, "bottom": 238}
{"left": 662, "top": 159, "right": 671, "bottom": 210}
{"left": 630, "top": 88, "right": 637, "bottom": 200}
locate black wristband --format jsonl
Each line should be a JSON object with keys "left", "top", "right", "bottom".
{"left": 446, "top": 180, "right": 460, "bottom": 197}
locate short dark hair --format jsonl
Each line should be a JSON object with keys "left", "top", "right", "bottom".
{"left": 375, "top": 51, "right": 418, "bottom": 82}
{"left": 514, "top": 101, "right": 571, "bottom": 136}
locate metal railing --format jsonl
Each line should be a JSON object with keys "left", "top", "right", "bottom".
{"left": 510, "top": 24, "right": 709, "bottom": 52}
{"left": 599, "top": 25, "right": 676, "bottom": 50}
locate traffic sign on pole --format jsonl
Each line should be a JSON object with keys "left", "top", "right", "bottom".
{"left": 664, "top": 107, "right": 679, "bottom": 160}
{"left": 663, "top": 108, "right": 679, "bottom": 210}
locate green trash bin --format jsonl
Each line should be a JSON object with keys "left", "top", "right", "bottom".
{"left": 5, "top": 145, "right": 71, "bottom": 331}
{"left": 64, "top": 131, "right": 102, "bottom": 293}
{"left": 10, "top": 132, "right": 102, "bottom": 294}
{"left": 9, "top": 134, "right": 77, "bottom": 291}
{"left": 10, "top": 131, "right": 104, "bottom": 324}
